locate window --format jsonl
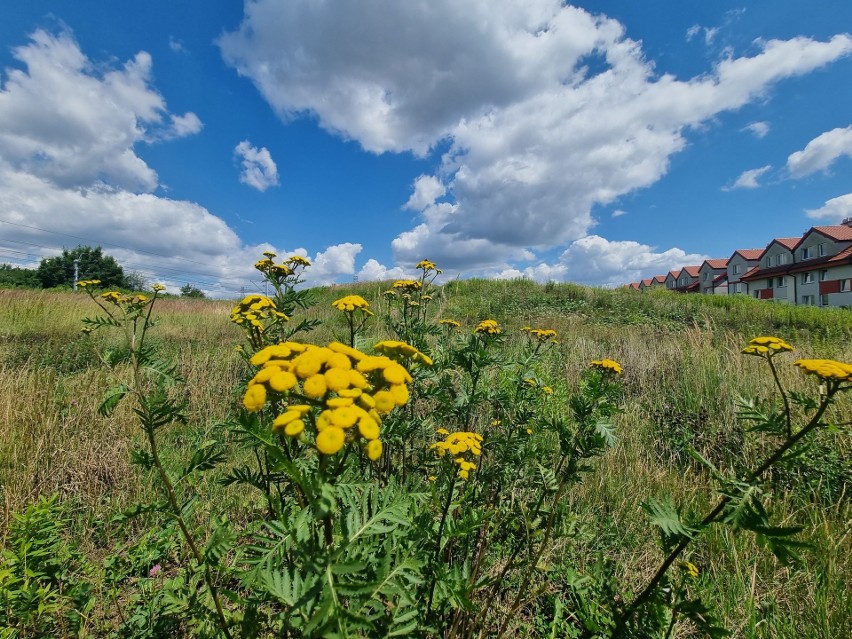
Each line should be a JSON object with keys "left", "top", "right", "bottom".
{"left": 820, "top": 270, "right": 828, "bottom": 281}
{"left": 802, "top": 295, "right": 815, "bottom": 306}
{"left": 765, "top": 257, "right": 771, "bottom": 267}
{"left": 703, "top": 271, "right": 709, "bottom": 280}
{"left": 775, "top": 277, "right": 784, "bottom": 288}
{"left": 820, "top": 294, "right": 829, "bottom": 307}
{"left": 802, "top": 272, "right": 814, "bottom": 284}
{"left": 734, "top": 283, "right": 744, "bottom": 293}
{"left": 732, "top": 264, "right": 741, "bottom": 275}
{"left": 801, "top": 247, "right": 811, "bottom": 260}
{"left": 777, "top": 254, "right": 787, "bottom": 265}
{"left": 818, "top": 243, "right": 826, "bottom": 257}
{"left": 842, "top": 279, "right": 851, "bottom": 292}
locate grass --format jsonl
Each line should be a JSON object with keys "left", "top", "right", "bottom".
{"left": 1, "top": 281, "right": 850, "bottom": 636}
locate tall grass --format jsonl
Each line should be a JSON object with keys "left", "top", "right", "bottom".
{"left": 1, "top": 282, "right": 850, "bottom": 636}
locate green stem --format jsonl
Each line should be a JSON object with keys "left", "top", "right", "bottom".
{"left": 614, "top": 386, "right": 837, "bottom": 636}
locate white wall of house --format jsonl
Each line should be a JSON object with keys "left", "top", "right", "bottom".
{"left": 727, "top": 254, "right": 758, "bottom": 294}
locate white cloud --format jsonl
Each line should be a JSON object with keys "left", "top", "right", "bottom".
{"left": 492, "top": 235, "right": 706, "bottom": 286}
{"left": 220, "top": 2, "right": 852, "bottom": 271}
{"left": 169, "top": 36, "right": 187, "bottom": 53}
{"left": 234, "top": 140, "right": 279, "bottom": 191}
{"left": 403, "top": 175, "right": 446, "bottom": 211}
{"left": 786, "top": 125, "right": 852, "bottom": 178}
{"left": 357, "top": 258, "right": 408, "bottom": 282}
{"left": 686, "top": 25, "right": 719, "bottom": 45}
{"left": 611, "top": 209, "right": 627, "bottom": 217}
{"left": 742, "top": 120, "right": 770, "bottom": 138}
{"left": 0, "top": 29, "right": 351, "bottom": 297}
{"left": 169, "top": 112, "right": 203, "bottom": 137}
{"left": 805, "top": 193, "right": 852, "bottom": 221}
{"left": 726, "top": 164, "right": 771, "bottom": 190}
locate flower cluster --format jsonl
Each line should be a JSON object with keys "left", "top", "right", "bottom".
{"left": 230, "top": 294, "right": 289, "bottom": 329}
{"left": 431, "top": 430, "right": 483, "bottom": 479}
{"left": 77, "top": 279, "right": 101, "bottom": 288}
{"left": 254, "top": 253, "right": 312, "bottom": 279}
{"left": 243, "top": 341, "right": 418, "bottom": 460}
{"left": 331, "top": 295, "right": 373, "bottom": 315}
{"left": 439, "top": 319, "right": 461, "bottom": 329}
{"left": 100, "top": 291, "right": 149, "bottom": 306}
{"left": 392, "top": 279, "right": 422, "bottom": 292}
{"left": 373, "top": 340, "right": 433, "bottom": 366}
{"left": 589, "top": 358, "right": 623, "bottom": 375}
{"left": 794, "top": 358, "right": 852, "bottom": 382}
{"left": 742, "top": 336, "right": 794, "bottom": 357}
{"left": 416, "top": 259, "right": 441, "bottom": 273}
{"left": 522, "top": 326, "right": 558, "bottom": 343}
{"left": 474, "top": 319, "right": 501, "bottom": 335}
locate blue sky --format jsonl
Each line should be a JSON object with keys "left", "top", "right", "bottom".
{"left": 1, "top": 1, "right": 851, "bottom": 296}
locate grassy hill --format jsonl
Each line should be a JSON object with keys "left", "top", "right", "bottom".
{"left": 0, "top": 281, "right": 850, "bottom": 637}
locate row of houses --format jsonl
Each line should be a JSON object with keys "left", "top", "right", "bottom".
{"left": 626, "top": 218, "right": 852, "bottom": 308}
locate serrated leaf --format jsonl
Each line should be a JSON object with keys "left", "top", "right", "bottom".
{"left": 98, "top": 384, "right": 128, "bottom": 416}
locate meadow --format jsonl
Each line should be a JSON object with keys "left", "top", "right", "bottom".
{"left": 0, "top": 274, "right": 850, "bottom": 638}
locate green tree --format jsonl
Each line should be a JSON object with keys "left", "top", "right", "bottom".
{"left": 37, "top": 246, "right": 125, "bottom": 289}
{"left": 180, "top": 283, "right": 206, "bottom": 298}
{"left": 0, "top": 264, "right": 41, "bottom": 289}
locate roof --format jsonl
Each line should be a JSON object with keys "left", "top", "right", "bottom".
{"left": 640, "top": 278, "right": 653, "bottom": 286}
{"left": 681, "top": 265, "right": 700, "bottom": 278}
{"left": 740, "top": 246, "right": 852, "bottom": 281}
{"left": 797, "top": 224, "right": 852, "bottom": 245}
{"left": 712, "top": 272, "right": 729, "bottom": 285}
{"left": 701, "top": 258, "right": 728, "bottom": 270}
{"left": 653, "top": 275, "right": 666, "bottom": 283}
{"left": 771, "top": 237, "right": 800, "bottom": 250}
{"left": 667, "top": 269, "right": 682, "bottom": 279}
{"left": 628, "top": 282, "right": 640, "bottom": 289}
{"left": 732, "top": 249, "right": 763, "bottom": 261}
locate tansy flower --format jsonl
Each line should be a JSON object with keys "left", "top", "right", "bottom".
{"left": 794, "top": 359, "right": 852, "bottom": 382}
{"left": 743, "top": 336, "right": 794, "bottom": 357}
{"left": 331, "top": 294, "right": 373, "bottom": 315}
{"left": 431, "top": 431, "right": 483, "bottom": 479}
{"left": 286, "top": 255, "right": 311, "bottom": 267}
{"left": 373, "top": 340, "right": 433, "bottom": 367}
{"left": 589, "top": 358, "right": 623, "bottom": 375}
{"left": 152, "top": 283, "right": 165, "bottom": 292}
{"left": 392, "top": 279, "right": 422, "bottom": 292}
{"left": 439, "top": 319, "right": 461, "bottom": 328}
{"left": 416, "top": 259, "right": 438, "bottom": 271}
{"left": 474, "top": 319, "right": 501, "bottom": 335}
{"left": 316, "top": 427, "right": 346, "bottom": 455}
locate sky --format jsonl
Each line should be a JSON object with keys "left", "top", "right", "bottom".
{"left": 1, "top": 1, "right": 852, "bottom": 296}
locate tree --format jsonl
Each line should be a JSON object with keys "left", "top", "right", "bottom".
{"left": 0, "top": 264, "right": 41, "bottom": 289}
{"left": 37, "top": 246, "right": 125, "bottom": 289}
{"left": 180, "top": 283, "right": 206, "bottom": 299}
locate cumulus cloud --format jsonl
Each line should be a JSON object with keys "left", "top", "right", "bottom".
{"left": 611, "top": 209, "right": 627, "bottom": 218}
{"left": 0, "top": 29, "right": 350, "bottom": 296}
{"left": 786, "top": 125, "right": 852, "bottom": 178}
{"left": 742, "top": 121, "right": 770, "bottom": 138}
{"left": 234, "top": 140, "right": 279, "bottom": 191}
{"left": 726, "top": 165, "right": 771, "bottom": 189}
{"left": 805, "top": 193, "right": 852, "bottom": 221}
{"left": 493, "top": 235, "right": 706, "bottom": 286}
{"left": 403, "top": 175, "right": 446, "bottom": 211}
{"left": 220, "top": 1, "right": 852, "bottom": 270}
{"left": 357, "top": 258, "right": 408, "bottom": 282}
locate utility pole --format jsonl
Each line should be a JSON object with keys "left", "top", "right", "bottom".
{"left": 73, "top": 259, "right": 79, "bottom": 291}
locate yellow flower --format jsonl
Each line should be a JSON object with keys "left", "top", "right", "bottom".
{"left": 373, "top": 340, "right": 433, "bottom": 366}
{"left": 316, "top": 427, "right": 346, "bottom": 455}
{"left": 262, "top": 250, "right": 277, "bottom": 258}
{"left": 416, "top": 259, "right": 438, "bottom": 271}
{"left": 302, "top": 374, "right": 328, "bottom": 398}
{"left": 373, "top": 390, "right": 396, "bottom": 413}
{"left": 589, "top": 358, "right": 623, "bottom": 375}
{"left": 743, "top": 336, "right": 794, "bottom": 357}
{"left": 358, "top": 416, "right": 380, "bottom": 440}
{"left": 269, "top": 371, "right": 297, "bottom": 392}
{"left": 331, "top": 294, "right": 374, "bottom": 315}
{"left": 152, "top": 283, "right": 165, "bottom": 292}
{"left": 474, "top": 319, "right": 501, "bottom": 335}
{"left": 679, "top": 561, "right": 700, "bottom": 579}
{"left": 286, "top": 255, "right": 312, "bottom": 267}
{"left": 794, "top": 359, "right": 852, "bottom": 382}
{"left": 439, "top": 319, "right": 461, "bottom": 328}
{"left": 392, "top": 279, "right": 422, "bottom": 291}
{"left": 242, "top": 384, "right": 267, "bottom": 412}
{"left": 366, "top": 439, "right": 383, "bottom": 461}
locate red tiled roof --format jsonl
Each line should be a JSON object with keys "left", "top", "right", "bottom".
{"left": 654, "top": 275, "right": 666, "bottom": 283}
{"left": 712, "top": 272, "right": 728, "bottom": 285}
{"left": 681, "top": 265, "right": 700, "bottom": 277}
{"left": 803, "top": 225, "right": 852, "bottom": 243}
{"left": 628, "top": 282, "right": 640, "bottom": 289}
{"left": 733, "top": 249, "right": 763, "bottom": 261}
{"left": 640, "top": 278, "right": 653, "bottom": 286}
{"left": 667, "top": 269, "right": 682, "bottom": 279}
{"left": 772, "top": 237, "right": 800, "bottom": 250}
{"left": 701, "top": 258, "right": 728, "bottom": 270}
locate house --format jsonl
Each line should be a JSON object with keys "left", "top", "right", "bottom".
{"left": 664, "top": 269, "right": 681, "bottom": 291}
{"left": 652, "top": 274, "right": 667, "bottom": 288}
{"left": 698, "top": 259, "right": 729, "bottom": 294}
{"left": 740, "top": 237, "right": 800, "bottom": 303}
{"left": 638, "top": 278, "right": 654, "bottom": 292}
{"left": 675, "top": 265, "right": 701, "bottom": 292}
{"left": 627, "top": 282, "right": 641, "bottom": 290}
{"left": 726, "top": 249, "right": 762, "bottom": 295}
{"left": 786, "top": 223, "right": 852, "bottom": 307}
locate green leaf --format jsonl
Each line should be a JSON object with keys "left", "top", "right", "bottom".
{"left": 642, "top": 497, "right": 696, "bottom": 545}
{"left": 98, "top": 384, "right": 128, "bottom": 417}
